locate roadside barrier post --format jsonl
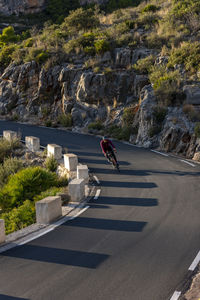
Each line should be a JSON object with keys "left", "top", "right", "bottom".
{"left": 77, "top": 165, "right": 89, "bottom": 183}
{"left": 47, "top": 144, "right": 62, "bottom": 160}
{"left": 64, "top": 154, "right": 78, "bottom": 171}
{"left": 0, "top": 219, "right": 5, "bottom": 244}
{"left": 3, "top": 130, "right": 18, "bottom": 141}
{"left": 68, "top": 178, "right": 85, "bottom": 202}
{"left": 35, "top": 196, "right": 62, "bottom": 224}
{"left": 25, "top": 136, "right": 40, "bottom": 152}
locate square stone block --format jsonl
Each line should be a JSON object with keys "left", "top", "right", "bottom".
{"left": 0, "top": 219, "right": 5, "bottom": 244}
{"left": 36, "top": 196, "right": 62, "bottom": 224}
{"left": 77, "top": 165, "right": 89, "bottom": 183}
{"left": 25, "top": 136, "right": 40, "bottom": 152}
{"left": 47, "top": 144, "right": 62, "bottom": 160}
{"left": 68, "top": 178, "right": 85, "bottom": 202}
{"left": 3, "top": 130, "right": 18, "bottom": 141}
{"left": 64, "top": 154, "right": 78, "bottom": 171}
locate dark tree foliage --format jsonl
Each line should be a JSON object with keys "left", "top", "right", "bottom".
{"left": 103, "top": 0, "right": 142, "bottom": 12}
{"left": 46, "top": 0, "right": 80, "bottom": 22}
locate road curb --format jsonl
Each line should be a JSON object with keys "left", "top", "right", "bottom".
{"left": 0, "top": 175, "right": 100, "bottom": 254}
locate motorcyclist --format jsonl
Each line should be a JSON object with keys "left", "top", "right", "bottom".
{"left": 100, "top": 136, "right": 118, "bottom": 166}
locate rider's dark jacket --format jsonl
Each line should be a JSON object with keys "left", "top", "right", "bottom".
{"left": 100, "top": 139, "right": 116, "bottom": 155}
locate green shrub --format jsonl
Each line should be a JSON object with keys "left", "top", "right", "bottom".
{"left": 58, "top": 113, "right": 72, "bottom": 127}
{"left": 149, "top": 65, "right": 181, "bottom": 91}
{"left": 44, "top": 155, "right": 58, "bottom": 172}
{"left": 94, "top": 39, "right": 110, "bottom": 54}
{"left": 0, "top": 45, "right": 17, "bottom": 68}
{"left": 0, "top": 157, "right": 23, "bottom": 187}
{"left": 63, "top": 8, "right": 100, "bottom": 33}
{"left": 0, "top": 166, "right": 58, "bottom": 210}
{"left": 133, "top": 55, "right": 156, "bottom": 74}
{"left": 168, "top": 42, "right": 200, "bottom": 74}
{"left": 148, "top": 125, "right": 162, "bottom": 137}
{"left": 122, "top": 106, "right": 138, "bottom": 126}
{"left": 171, "top": 0, "right": 200, "bottom": 20}
{"left": 35, "top": 51, "right": 49, "bottom": 64}
{"left": 79, "top": 32, "right": 95, "bottom": 48}
{"left": 138, "top": 12, "right": 159, "bottom": 29}
{"left": 125, "top": 20, "right": 135, "bottom": 30}
{"left": 88, "top": 121, "right": 105, "bottom": 131}
{"left": 83, "top": 46, "right": 95, "bottom": 55}
{"left": 153, "top": 107, "right": 167, "bottom": 124}
{"left": 194, "top": 122, "right": 200, "bottom": 137}
{"left": 141, "top": 4, "right": 159, "bottom": 13}
{"left": 102, "top": 67, "right": 113, "bottom": 75}
{"left": 1, "top": 200, "right": 35, "bottom": 235}
{"left": 46, "top": 0, "right": 79, "bottom": 22}
{"left": 182, "top": 104, "right": 200, "bottom": 121}
{"left": 33, "top": 187, "right": 63, "bottom": 202}
{"left": 0, "top": 137, "right": 21, "bottom": 164}
{"left": 24, "top": 38, "right": 34, "bottom": 47}
{"left": 0, "top": 26, "right": 19, "bottom": 44}
{"left": 149, "top": 65, "right": 182, "bottom": 105}
{"left": 24, "top": 48, "right": 48, "bottom": 64}
{"left": 106, "top": 125, "right": 132, "bottom": 141}
{"left": 45, "top": 120, "right": 52, "bottom": 127}
{"left": 57, "top": 176, "right": 68, "bottom": 187}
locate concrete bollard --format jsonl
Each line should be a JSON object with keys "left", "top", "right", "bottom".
{"left": 3, "top": 130, "right": 18, "bottom": 141}
{"left": 35, "top": 196, "right": 62, "bottom": 224}
{"left": 68, "top": 178, "right": 85, "bottom": 202}
{"left": 77, "top": 165, "right": 89, "bottom": 183}
{"left": 64, "top": 154, "right": 78, "bottom": 171}
{"left": 47, "top": 144, "right": 62, "bottom": 160}
{"left": 25, "top": 136, "right": 40, "bottom": 152}
{"left": 0, "top": 219, "right": 5, "bottom": 244}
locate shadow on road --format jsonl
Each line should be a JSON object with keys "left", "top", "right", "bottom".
{"left": 0, "top": 295, "right": 28, "bottom": 300}
{"left": 1, "top": 245, "right": 109, "bottom": 269}
{"left": 79, "top": 157, "right": 130, "bottom": 166}
{"left": 91, "top": 167, "right": 200, "bottom": 178}
{"left": 99, "top": 181, "right": 157, "bottom": 188}
{"left": 89, "top": 196, "right": 158, "bottom": 207}
{"left": 73, "top": 151, "right": 103, "bottom": 158}
{"left": 66, "top": 217, "right": 147, "bottom": 232}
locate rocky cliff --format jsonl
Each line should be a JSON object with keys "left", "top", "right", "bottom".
{"left": 0, "top": 0, "right": 45, "bottom": 15}
{"left": 0, "top": 48, "right": 150, "bottom": 126}
{"left": 0, "top": 0, "right": 108, "bottom": 15}
{"left": 1, "top": 47, "right": 200, "bottom": 161}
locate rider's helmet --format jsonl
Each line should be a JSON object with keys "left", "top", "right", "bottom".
{"left": 103, "top": 136, "right": 107, "bottom": 140}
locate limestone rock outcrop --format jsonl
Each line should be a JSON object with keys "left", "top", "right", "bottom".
{"left": 0, "top": 0, "right": 45, "bottom": 15}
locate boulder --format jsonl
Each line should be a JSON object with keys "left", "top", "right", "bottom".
{"left": 183, "top": 85, "right": 200, "bottom": 105}
{"left": 135, "top": 85, "right": 158, "bottom": 148}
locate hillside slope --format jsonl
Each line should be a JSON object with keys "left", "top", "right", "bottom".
{"left": 0, "top": 0, "right": 200, "bottom": 161}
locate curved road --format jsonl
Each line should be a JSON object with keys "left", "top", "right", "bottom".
{"left": 0, "top": 121, "right": 200, "bottom": 300}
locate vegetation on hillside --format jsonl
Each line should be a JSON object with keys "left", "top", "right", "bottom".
{"left": 0, "top": 0, "right": 200, "bottom": 140}
{"left": 0, "top": 138, "right": 68, "bottom": 234}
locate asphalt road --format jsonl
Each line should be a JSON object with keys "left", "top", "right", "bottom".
{"left": 0, "top": 120, "right": 200, "bottom": 300}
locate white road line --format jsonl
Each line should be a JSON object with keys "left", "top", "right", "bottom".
{"left": 0, "top": 206, "right": 90, "bottom": 252}
{"left": 18, "top": 227, "right": 55, "bottom": 245}
{"left": 0, "top": 243, "right": 18, "bottom": 254}
{"left": 189, "top": 250, "right": 200, "bottom": 271}
{"left": 93, "top": 175, "right": 100, "bottom": 184}
{"left": 151, "top": 150, "right": 169, "bottom": 157}
{"left": 70, "top": 206, "right": 89, "bottom": 220}
{"left": 170, "top": 291, "right": 181, "bottom": 300}
{"left": 19, "top": 206, "right": 90, "bottom": 245}
{"left": 180, "top": 160, "right": 196, "bottom": 167}
{"left": 94, "top": 189, "right": 101, "bottom": 200}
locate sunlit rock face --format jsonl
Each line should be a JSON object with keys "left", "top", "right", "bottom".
{"left": 0, "top": 0, "right": 45, "bottom": 15}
